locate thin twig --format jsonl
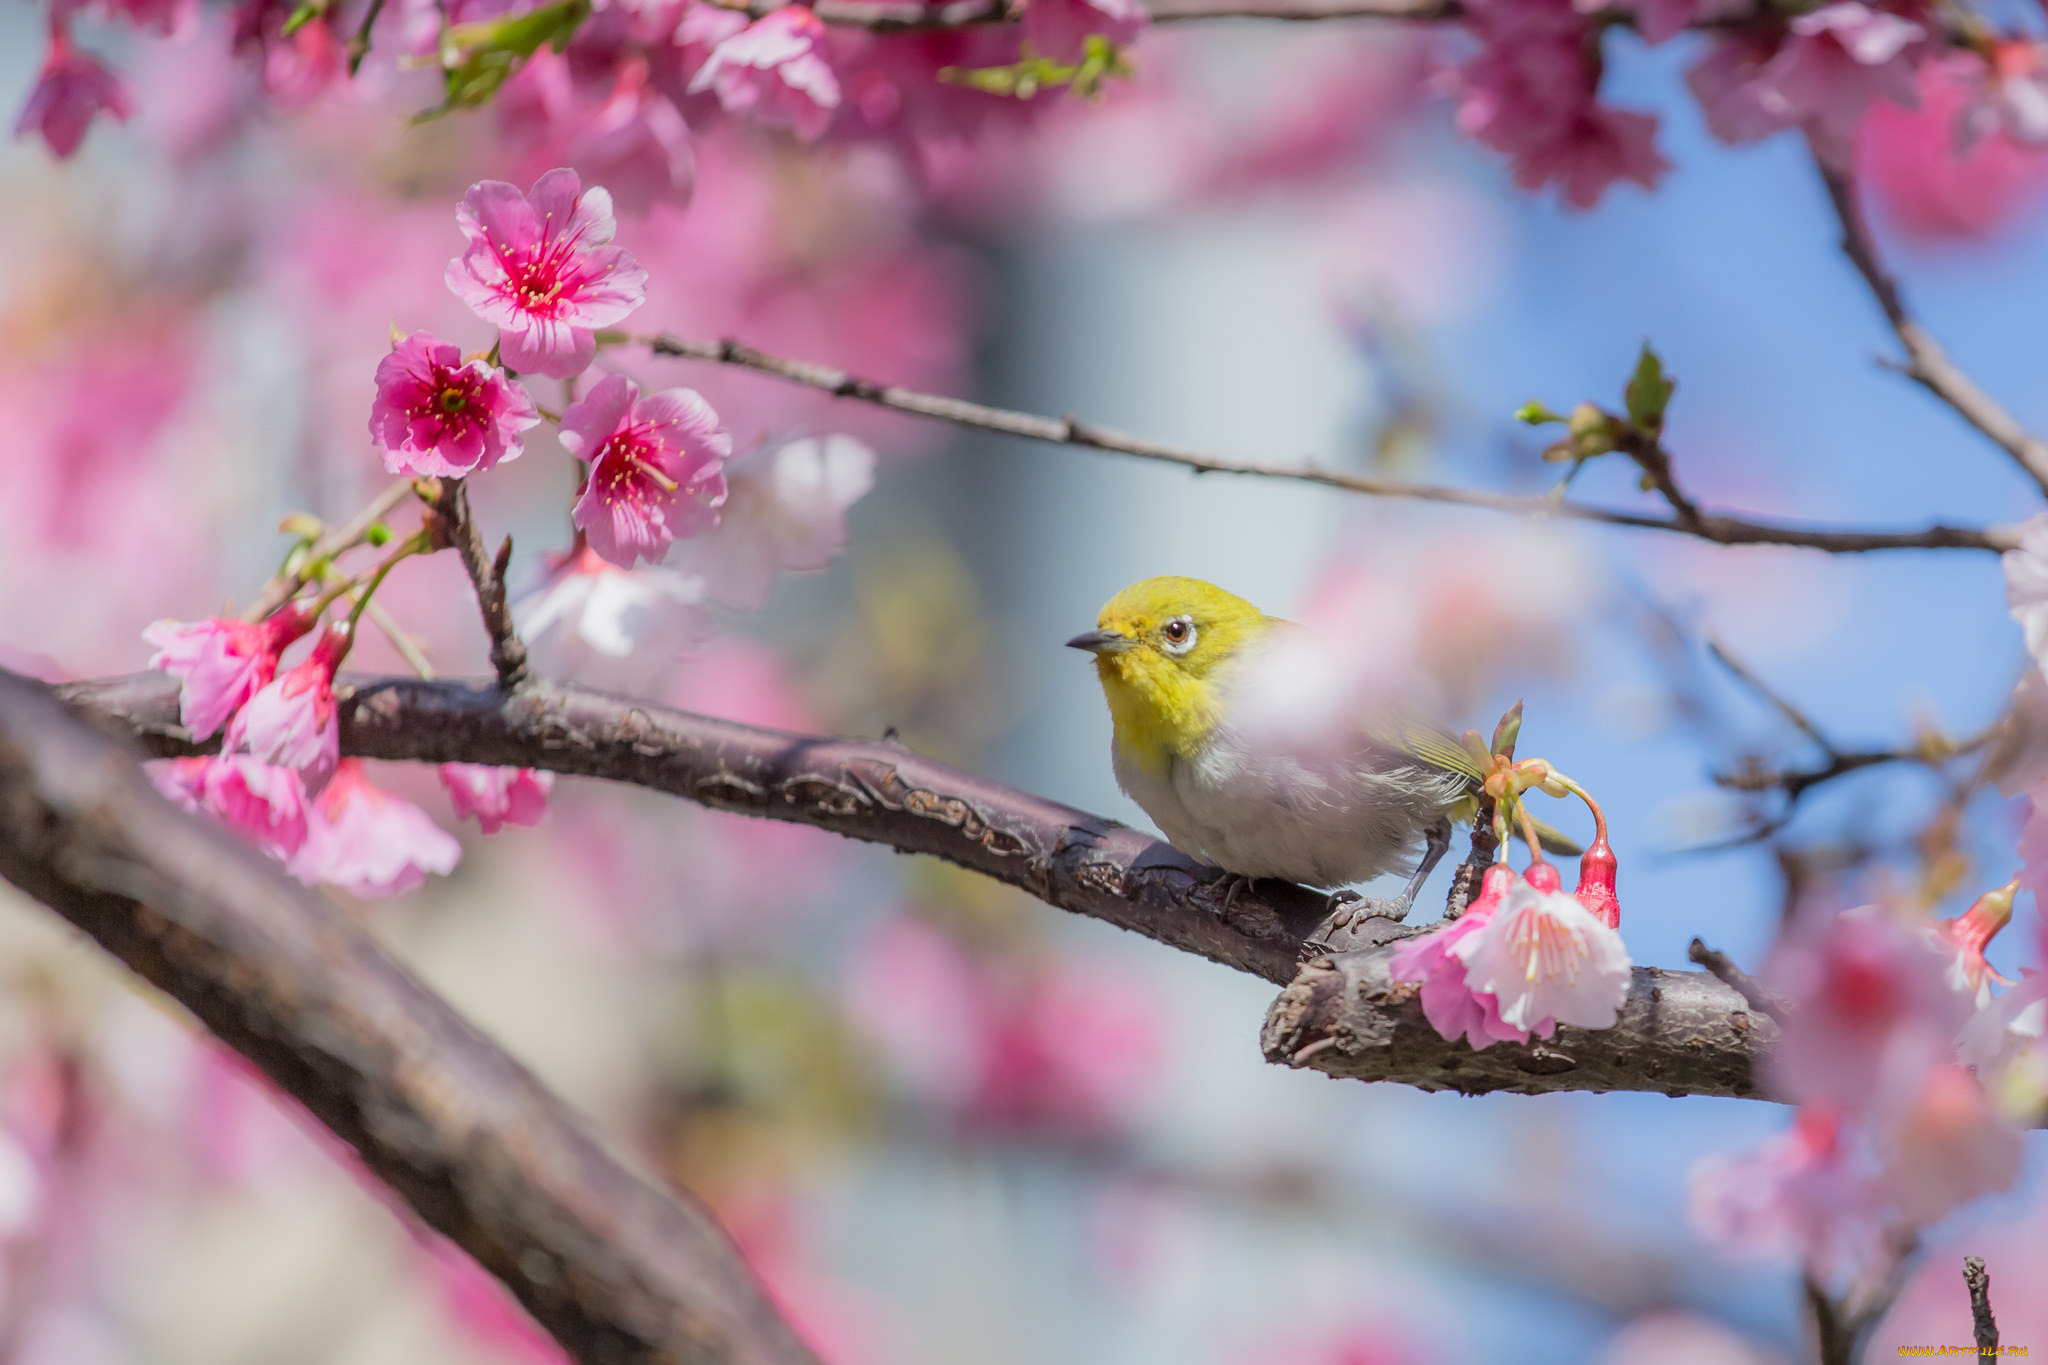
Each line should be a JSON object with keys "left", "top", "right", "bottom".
{"left": 1818, "top": 161, "right": 2048, "bottom": 499}
{"left": 243, "top": 478, "right": 415, "bottom": 622}
{"left": 636, "top": 334, "right": 2008, "bottom": 555}
{"left": 363, "top": 598, "right": 436, "bottom": 678}
{"left": 1707, "top": 640, "right": 1836, "bottom": 754}
{"left": 1687, "top": 939, "right": 1789, "bottom": 1025}
{"left": 346, "top": 0, "right": 388, "bottom": 73}
{"left": 1617, "top": 434, "right": 1705, "bottom": 534}
{"left": 424, "top": 478, "right": 529, "bottom": 689}
{"left": 1965, "top": 1256, "right": 2000, "bottom": 1355}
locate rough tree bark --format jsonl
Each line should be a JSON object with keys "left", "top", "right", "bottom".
{"left": 61, "top": 670, "right": 1782, "bottom": 1105}
{"left": 0, "top": 669, "right": 818, "bottom": 1365}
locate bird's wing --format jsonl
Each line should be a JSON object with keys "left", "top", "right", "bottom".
{"left": 1386, "top": 717, "right": 1584, "bottom": 856}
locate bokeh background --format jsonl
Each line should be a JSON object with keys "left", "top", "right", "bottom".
{"left": 0, "top": 5, "right": 2042, "bottom": 1363}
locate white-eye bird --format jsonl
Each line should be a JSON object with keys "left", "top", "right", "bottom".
{"left": 1068, "top": 576, "right": 1575, "bottom": 920}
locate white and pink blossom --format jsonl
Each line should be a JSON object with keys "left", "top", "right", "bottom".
{"left": 440, "top": 764, "right": 554, "bottom": 834}
{"left": 1388, "top": 864, "right": 1532, "bottom": 1049}
{"left": 445, "top": 169, "right": 648, "bottom": 379}
{"left": 1450, "top": 868, "right": 1633, "bottom": 1032}
{"left": 144, "top": 604, "right": 315, "bottom": 739}
{"left": 514, "top": 540, "right": 711, "bottom": 661}
{"left": 562, "top": 373, "right": 731, "bottom": 568}
{"left": 688, "top": 7, "right": 842, "bottom": 142}
{"left": 369, "top": 331, "right": 540, "bottom": 478}
{"left": 289, "top": 760, "right": 461, "bottom": 898}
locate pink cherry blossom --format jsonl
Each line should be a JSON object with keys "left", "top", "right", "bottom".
{"left": 1022, "top": 0, "right": 1148, "bottom": 65}
{"left": 1871, "top": 1062, "right": 2022, "bottom": 1224}
{"left": 288, "top": 760, "right": 461, "bottom": 898}
{"left": 1688, "top": 1, "right": 1927, "bottom": 167}
{"left": 562, "top": 373, "right": 731, "bottom": 568}
{"left": 1689, "top": 1106, "right": 1894, "bottom": 1289}
{"left": 673, "top": 434, "right": 876, "bottom": 610}
{"left": 224, "top": 626, "right": 351, "bottom": 795}
{"left": 445, "top": 169, "right": 649, "bottom": 379}
{"left": 231, "top": 0, "right": 344, "bottom": 107}
{"left": 688, "top": 7, "right": 842, "bottom": 142}
{"left": 14, "top": 28, "right": 132, "bottom": 160}
{"left": 369, "top": 331, "right": 540, "bottom": 478}
{"left": 1388, "top": 865, "right": 1531, "bottom": 1049}
{"left": 440, "top": 764, "right": 555, "bottom": 834}
{"left": 1449, "top": 0, "right": 1668, "bottom": 209}
{"left": 497, "top": 49, "right": 698, "bottom": 214}
{"left": 1450, "top": 869, "right": 1633, "bottom": 1032}
{"left": 152, "top": 756, "right": 311, "bottom": 858}
{"left": 144, "top": 603, "right": 315, "bottom": 739}
{"left": 1766, "top": 905, "right": 1973, "bottom": 1112}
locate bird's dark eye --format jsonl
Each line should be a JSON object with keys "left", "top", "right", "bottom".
{"left": 1160, "top": 617, "right": 1196, "bottom": 653}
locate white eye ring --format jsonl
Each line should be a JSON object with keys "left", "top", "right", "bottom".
{"left": 1159, "top": 616, "right": 1197, "bottom": 655}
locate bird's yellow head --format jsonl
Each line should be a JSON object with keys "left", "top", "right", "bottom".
{"left": 1067, "top": 577, "right": 1274, "bottom": 777}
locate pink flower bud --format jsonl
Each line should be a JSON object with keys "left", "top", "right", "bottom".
{"left": 1523, "top": 859, "right": 1562, "bottom": 893}
{"left": 1575, "top": 832, "right": 1620, "bottom": 929}
{"left": 224, "top": 624, "right": 350, "bottom": 794}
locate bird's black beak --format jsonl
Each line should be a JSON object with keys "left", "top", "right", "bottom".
{"left": 1066, "top": 629, "right": 1136, "bottom": 655}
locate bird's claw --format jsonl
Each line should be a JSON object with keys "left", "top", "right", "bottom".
{"left": 1305, "top": 890, "right": 1412, "bottom": 953}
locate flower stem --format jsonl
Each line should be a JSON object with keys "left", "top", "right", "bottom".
{"left": 343, "top": 531, "right": 431, "bottom": 639}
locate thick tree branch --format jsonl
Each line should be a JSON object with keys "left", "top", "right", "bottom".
{"left": 67, "top": 670, "right": 1784, "bottom": 1103}
{"left": 635, "top": 334, "right": 2009, "bottom": 555}
{"left": 1262, "top": 944, "right": 1777, "bottom": 1100}
{"left": 1687, "top": 938, "right": 1788, "bottom": 1025}
{"left": 0, "top": 669, "right": 816, "bottom": 1365}
{"left": 1819, "top": 163, "right": 2048, "bottom": 499}
{"left": 64, "top": 671, "right": 1340, "bottom": 986}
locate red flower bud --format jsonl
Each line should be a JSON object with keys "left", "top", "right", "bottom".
{"left": 1524, "top": 860, "right": 1562, "bottom": 894}
{"left": 1575, "top": 832, "right": 1620, "bottom": 929}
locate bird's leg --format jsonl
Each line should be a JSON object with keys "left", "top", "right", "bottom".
{"left": 1305, "top": 821, "right": 1453, "bottom": 952}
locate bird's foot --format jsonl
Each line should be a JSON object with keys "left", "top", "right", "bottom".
{"left": 1211, "top": 872, "right": 1259, "bottom": 918}
{"left": 1305, "top": 889, "right": 1413, "bottom": 954}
